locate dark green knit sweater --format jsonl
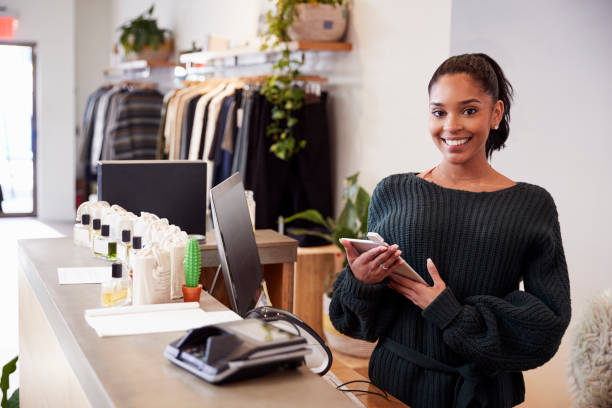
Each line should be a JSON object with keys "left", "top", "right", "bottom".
{"left": 330, "top": 173, "right": 571, "bottom": 408}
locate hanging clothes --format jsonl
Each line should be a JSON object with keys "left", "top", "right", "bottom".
{"left": 108, "top": 88, "right": 164, "bottom": 159}
{"left": 80, "top": 83, "right": 163, "bottom": 179}
{"left": 151, "top": 78, "right": 333, "bottom": 245}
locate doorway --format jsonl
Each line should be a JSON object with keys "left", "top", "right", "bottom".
{"left": 0, "top": 42, "right": 36, "bottom": 217}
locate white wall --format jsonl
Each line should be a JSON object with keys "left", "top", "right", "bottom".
{"left": 108, "top": 0, "right": 452, "bottom": 206}
{"left": 324, "top": 1, "right": 452, "bottom": 195}
{"left": 75, "top": 0, "right": 111, "bottom": 180}
{"left": 109, "top": 0, "right": 263, "bottom": 54}
{"left": 5, "top": 0, "right": 76, "bottom": 221}
{"left": 451, "top": 0, "right": 612, "bottom": 406}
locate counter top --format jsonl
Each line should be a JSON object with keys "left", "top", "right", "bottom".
{"left": 18, "top": 237, "right": 353, "bottom": 407}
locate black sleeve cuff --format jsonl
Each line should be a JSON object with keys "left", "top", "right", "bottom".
{"left": 343, "top": 267, "right": 388, "bottom": 300}
{"left": 421, "top": 287, "right": 462, "bottom": 330}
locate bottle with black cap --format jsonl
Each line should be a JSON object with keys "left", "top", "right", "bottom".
{"left": 90, "top": 218, "right": 102, "bottom": 249}
{"left": 128, "top": 236, "right": 143, "bottom": 280}
{"left": 117, "top": 229, "right": 132, "bottom": 263}
{"left": 73, "top": 213, "right": 91, "bottom": 247}
{"left": 93, "top": 224, "right": 117, "bottom": 261}
{"left": 101, "top": 263, "right": 129, "bottom": 307}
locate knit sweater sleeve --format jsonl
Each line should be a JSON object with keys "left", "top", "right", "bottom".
{"left": 422, "top": 191, "right": 571, "bottom": 372}
{"left": 329, "top": 179, "right": 400, "bottom": 342}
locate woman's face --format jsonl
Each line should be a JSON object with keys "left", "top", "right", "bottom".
{"left": 428, "top": 73, "right": 503, "bottom": 165}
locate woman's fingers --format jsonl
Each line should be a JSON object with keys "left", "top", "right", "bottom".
{"left": 384, "top": 256, "right": 403, "bottom": 272}
{"left": 361, "top": 244, "right": 389, "bottom": 263}
{"left": 370, "top": 245, "right": 400, "bottom": 268}
{"left": 340, "top": 239, "right": 358, "bottom": 265}
{"left": 426, "top": 258, "right": 445, "bottom": 288}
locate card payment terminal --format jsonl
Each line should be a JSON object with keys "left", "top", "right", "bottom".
{"left": 164, "top": 319, "right": 310, "bottom": 383}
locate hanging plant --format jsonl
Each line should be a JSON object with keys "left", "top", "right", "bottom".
{"left": 260, "top": 0, "right": 345, "bottom": 160}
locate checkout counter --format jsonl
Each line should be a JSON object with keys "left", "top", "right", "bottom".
{"left": 18, "top": 235, "right": 356, "bottom": 407}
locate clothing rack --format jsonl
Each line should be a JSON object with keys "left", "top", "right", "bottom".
{"left": 103, "top": 60, "right": 181, "bottom": 94}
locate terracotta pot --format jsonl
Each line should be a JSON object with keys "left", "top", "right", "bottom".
{"left": 128, "top": 38, "right": 174, "bottom": 61}
{"left": 182, "top": 283, "right": 203, "bottom": 303}
{"left": 322, "top": 293, "right": 377, "bottom": 358}
{"left": 289, "top": 4, "right": 348, "bottom": 42}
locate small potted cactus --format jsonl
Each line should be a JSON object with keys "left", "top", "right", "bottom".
{"left": 182, "top": 238, "right": 203, "bottom": 302}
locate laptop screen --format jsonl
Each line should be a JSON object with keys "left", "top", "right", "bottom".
{"left": 210, "top": 173, "right": 262, "bottom": 317}
{"left": 97, "top": 160, "right": 207, "bottom": 234}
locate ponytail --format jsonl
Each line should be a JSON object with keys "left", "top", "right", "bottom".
{"left": 428, "top": 53, "right": 514, "bottom": 159}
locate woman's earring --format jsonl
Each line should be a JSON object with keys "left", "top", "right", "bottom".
{"left": 494, "top": 124, "right": 499, "bottom": 130}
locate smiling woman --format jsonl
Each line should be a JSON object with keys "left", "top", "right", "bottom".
{"left": 424, "top": 54, "right": 516, "bottom": 192}
{"left": 329, "top": 53, "right": 571, "bottom": 408}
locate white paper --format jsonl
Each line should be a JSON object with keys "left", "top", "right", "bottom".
{"left": 84, "top": 302, "right": 241, "bottom": 337}
{"left": 58, "top": 266, "right": 111, "bottom": 284}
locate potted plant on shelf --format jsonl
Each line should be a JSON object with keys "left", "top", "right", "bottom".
{"left": 118, "top": 4, "right": 173, "bottom": 62}
{"left": 259, "top": 0, "right": 347, "bottom": 161}
{"left": 182, "top": 238, "right": 203, "bottom": 302}
{"left": 284, "top": 172, "right": 376, "bottom": 357}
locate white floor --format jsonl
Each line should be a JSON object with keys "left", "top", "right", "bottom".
{"left": 0, "top": 218, "right": 68, "bottom": 396}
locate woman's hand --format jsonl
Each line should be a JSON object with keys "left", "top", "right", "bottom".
{"left": 340, "top": 238, "right": 402, "bottom": 284}
{"left": 388, "top": 258, "right": 447, "bottom": 309}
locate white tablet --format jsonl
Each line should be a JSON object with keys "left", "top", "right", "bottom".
{"left": 342, "top": 237, "right": 428, "bottom": 285}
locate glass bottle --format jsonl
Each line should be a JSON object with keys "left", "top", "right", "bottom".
{"left": 93, "top": 224, "right": 117, "bottom": 261}
{"left": 101, "top": 263, "right": 129, "bottom": 307}
{"left": 117, "top": 229, "right": 132, "bottom": 264}
{"left": 90, "top": 218, "right": 102, "bottom": 249}
{"left": 73, "top": 213, "right": 91, "bottom": 247}
{"left": 128, "top": 236, "right": 142, "bottom": 281}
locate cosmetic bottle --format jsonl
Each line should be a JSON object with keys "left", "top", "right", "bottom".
{"left": 117, "top": 230, "right": 132, "bottom": 264}
{"left": 128, "top": 236, "right": 143, "bottom": 280}
{"left": 93, "top": 224, "right": 117, "bottom": 261}
{"left": 101, "top": 263, "right": 129, "bottom": 307}
{"left": 73, "top": 214, "right": 91, "bottom": 247}
{"left": 90, "top": 218, "right": 102, "bottom": 249}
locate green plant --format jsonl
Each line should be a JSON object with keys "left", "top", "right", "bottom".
{"left": 284, "top": 172, "right": 370, "bottom": 296}
{"left": 1, "top": 356, "right": 18, "bottom": 408}
{"left": 119, "top": 5, "right": 169, "bottom": 55}
{"left": 183, "top": 238, "right": 202, "bottom": 288}
{"left": 260, "top": 0, "right": 345, "bottom": 160}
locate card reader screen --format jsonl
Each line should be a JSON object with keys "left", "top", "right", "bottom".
{"left": 230, "top": 320, "right": 298, "bottom": 344}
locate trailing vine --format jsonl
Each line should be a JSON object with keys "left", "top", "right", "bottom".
{"left": 260, "top": 0, "right": 344, "bottom": 160}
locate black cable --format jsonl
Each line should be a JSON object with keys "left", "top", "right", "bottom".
{"left": 335, "top": 379, "right": 389, "bottom": 400}
{"left": 339, "top": 389, "right": 389, "bottom": 399}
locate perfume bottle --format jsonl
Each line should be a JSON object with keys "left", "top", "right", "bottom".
{"left": 128, "top": 236, "right": 143, "bottom": 280}
{"left": 90, "top": 218, "right": 102, "bottom": 249}
{"left": 117, "top": 229, "right": 132, "bottom": 264}
{"left": 93, "top": 224, "right": 117, "bottom": 261}
{"left": 73, "top": 214, "right": 91, "bottom": 247}
{"left": 101, "top": 263, "right": 129, "bottom": 307}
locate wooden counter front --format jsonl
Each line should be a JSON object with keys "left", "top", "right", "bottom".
{"left": 17, "top": 238, "right": 353, "bottom": 408}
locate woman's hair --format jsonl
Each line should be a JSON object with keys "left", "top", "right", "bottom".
{"left": 428, "top": 53, "right": 514, "bottom": 159}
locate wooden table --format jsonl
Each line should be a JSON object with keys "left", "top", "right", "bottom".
{"left": 293, "top": 244, "right": 343, "bottom": 337}
{"left": 18, "top": 237, "right": 354, "bottom": 407}
{"left": 200, "top": 229, "right": 297, "bottom": 312}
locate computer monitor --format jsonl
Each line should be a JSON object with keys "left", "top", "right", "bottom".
{"left": 209, "top": 173, "right": 263, "bottom": 317}
{"left": 97, "top": 160, "right": 207, "bottom": 234}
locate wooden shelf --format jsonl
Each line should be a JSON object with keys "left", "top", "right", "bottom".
{"left": 180, "top": 41, "right": 352, "bottom": 65}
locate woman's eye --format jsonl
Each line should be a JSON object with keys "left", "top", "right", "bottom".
{"left": 432, "top": 110, "right": 445, "bottom": 118}
{"left": 463, "top": 108, "right": 477, "bottom": 115}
